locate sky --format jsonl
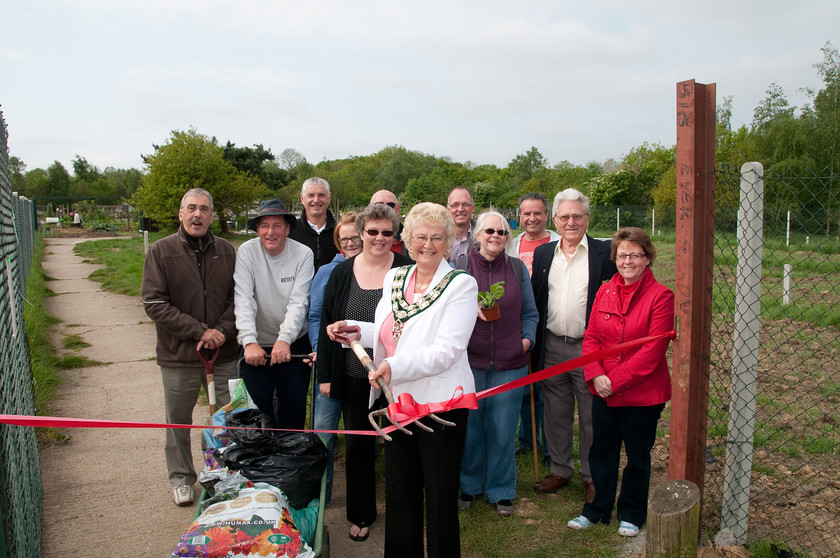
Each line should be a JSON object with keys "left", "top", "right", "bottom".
{"left": 2, "top": 0, "right": 838, "bottom": 174}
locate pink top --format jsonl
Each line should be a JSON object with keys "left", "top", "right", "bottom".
{"left": 378, "top": 272, "right": 428, "bottom": 358}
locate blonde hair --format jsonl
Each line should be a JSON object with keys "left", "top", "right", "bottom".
{"left": 403, "top": 202, "right": 456, "bottom": 260}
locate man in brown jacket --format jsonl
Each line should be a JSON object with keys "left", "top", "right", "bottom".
{"left": 142, "top": 188, "right": 238, "bottom": 506}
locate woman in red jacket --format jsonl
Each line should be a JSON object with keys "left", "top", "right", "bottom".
{"left": 566, "top": 227, "right": 674, "bottom": 538}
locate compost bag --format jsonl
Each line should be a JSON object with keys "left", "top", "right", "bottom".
{"left": 216, "top": 409, "right": 327, "bottom": 508}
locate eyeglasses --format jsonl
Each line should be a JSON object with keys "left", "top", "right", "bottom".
{"left": 447, "top": 202, "right": 473, "bottom": 209}
{"left": 375, "top": 201, "right": 397, "bottom": 209}
{"left": 413, "top": 234, "right": 446, "bottom": 245}
{"left": 556, "top": 213, "right": 588, "bottom": 223}
{"left": 363, "top": 229, "right": 394, "bottom": 237}
{"left": 616, "top": 253, "right": 646, "bottom": 261}
{"left": 482, "top": 228, "right": 509, "bottom": 236}
{"left": 339, "top": 236, "right": 361, "bottom": 246}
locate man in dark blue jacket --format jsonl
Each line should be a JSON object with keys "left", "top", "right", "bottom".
{"left": 531, "top": 188, "right": 616, "bottom": 504}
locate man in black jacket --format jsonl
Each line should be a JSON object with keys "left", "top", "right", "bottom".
{"left": 531, "top": 188, "right": 616, "bottom": 504}
{"left": 287, "top": 177, "right": 338, "bottom": 271}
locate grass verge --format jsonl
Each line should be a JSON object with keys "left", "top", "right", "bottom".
{"left": 25, "top": 234, "right": 102, "bottom": 425}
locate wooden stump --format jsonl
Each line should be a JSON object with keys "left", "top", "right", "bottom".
{"left": 646, "top": 479, "right": 701, "bottom": 558}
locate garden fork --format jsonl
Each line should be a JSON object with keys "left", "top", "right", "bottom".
{"left": 347, "top": 339, "right": 455, "bottom": 441}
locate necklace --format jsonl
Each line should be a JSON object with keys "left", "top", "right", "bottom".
{"left": 414, "top": 271, "right": 434, "bottom": 291}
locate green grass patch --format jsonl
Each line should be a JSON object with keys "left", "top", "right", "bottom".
{"left": 73, "top": 234, "right": 167, "bottom": 296}
{"left": 62, "top": 334, "right": 91, "bottom": 350}
{"left": 24, "top": 235, "right": 64, "bottom": 412}
{"left": 460, "top": 452, "right": 620, "bottom": 557}
{"left": 748, "top": 539, "right": 813, "bottom": 558}
{"left": 25, "top": 235, "right": 104, "bottom": 420}
{"left": 801, "top": 433, "right": 838, "bottom": 456}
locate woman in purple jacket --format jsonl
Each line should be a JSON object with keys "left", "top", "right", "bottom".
{"left": 457, "top": 211, "right": 538, "bottom": 516}
{"left": 567, "top": 227, "right": 674, "bottom": 537}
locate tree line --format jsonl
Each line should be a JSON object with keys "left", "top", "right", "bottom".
{"left": 9, "top": 42, "right": 837, "bottom": 232}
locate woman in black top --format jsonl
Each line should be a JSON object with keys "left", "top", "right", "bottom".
{"left": 317, "top": 203, "right": 413, "bottom": 542}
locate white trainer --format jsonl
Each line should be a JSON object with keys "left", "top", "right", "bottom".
{"left": 618, "top": 521, "right": 640, "bottom": 537}
{"left": 172, "top": 484, "right": 194, "bottom": 506}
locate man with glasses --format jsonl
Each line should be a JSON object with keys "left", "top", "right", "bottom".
{"left": 142, "top": 188, "right": 238, "bottom": 506}
{"left": 531, "top": 188, "right": 616, "bottom": 504}
{"left": 370, "top": 189, "right": 409, "bottom": 256}
{"left": 446, "top": 186, "right": 476, "bottom": 265}
{"left": 235, "top": 199, "right": 314, "bottom": 429}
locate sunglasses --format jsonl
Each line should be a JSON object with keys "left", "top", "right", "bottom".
{"left": 363, "top": 228, "right": 394, "bottom": 237}
{"left": 482, "top": 228, "right": 509, "bottom": 236}
{"left": 375, "top": 201, "right": 397, "bottom": 208}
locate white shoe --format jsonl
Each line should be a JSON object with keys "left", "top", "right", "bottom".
{"left": 173, "top": 484, "right": 194, "bottom": 506}
{"left": 618, "top": 521, "right": 639, "bottom": 537}
{"left": 567, "top": 515, "right": 593, "bottom": 530}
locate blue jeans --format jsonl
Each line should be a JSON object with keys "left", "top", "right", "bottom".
{"left": 312, "top": 388, "right": 342, "bottom": 504}
{"left": 459, "top": 364, "right": 527, "bottom": 503}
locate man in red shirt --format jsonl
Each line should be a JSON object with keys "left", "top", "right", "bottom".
{"left": 507, "top": 193, "right": 560, "bottom": 465}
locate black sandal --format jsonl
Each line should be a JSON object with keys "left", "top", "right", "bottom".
{"left": 349, "top": 524, "right": 370, "bottom": 542}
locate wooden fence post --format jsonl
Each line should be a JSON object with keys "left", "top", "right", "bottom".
{"left": 647, "top": 480, "right": 701, "bottom": 557}
{"left": 670, "top": 80, "right": 717, "bottom": 496}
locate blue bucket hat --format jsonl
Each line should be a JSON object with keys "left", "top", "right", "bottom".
{"left": 247, "top": 199, "right": 297, "bottom": 232}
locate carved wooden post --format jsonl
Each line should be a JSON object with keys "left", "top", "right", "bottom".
{"left": 670, "top": 80, "right": 716, "bottom": 496}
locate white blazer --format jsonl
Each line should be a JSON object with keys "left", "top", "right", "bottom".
{"left": 351, "top": 258, "right": 479, "bottom": 406}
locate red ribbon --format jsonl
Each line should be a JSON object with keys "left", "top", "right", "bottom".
{"left": 386, "top": 387, "right": 479, "bottom": 423}
{"left": 0, "top": 331, "right": 673, "bottom": 435}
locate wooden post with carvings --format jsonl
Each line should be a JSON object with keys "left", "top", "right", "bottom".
{"left": 669, "top": 80, "right": 716, "bottom": 499}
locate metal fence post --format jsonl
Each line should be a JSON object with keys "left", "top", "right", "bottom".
{"left": 721, "top": 162, "right": 764, "bottom": 542}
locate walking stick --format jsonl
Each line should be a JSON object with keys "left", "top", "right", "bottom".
{"left": 529, "top": 363, "right": 540, "bottom": 482}
{"left": 197, "top": 346, "right": 220, "bottom": 416}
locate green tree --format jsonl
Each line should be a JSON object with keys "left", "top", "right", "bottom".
{"left": 24, "top": 168, "right": 50, "bottom": 198}
{"left": 47, "top": 161, "right": 72, "bottom": 198}
{"left": 374, "top": 145, "right": 437, "bottom": 196}
{"left": 223, "top": 142, "right": 288, "bottom": 190}
{"left": 132, "top": 129, "right": 268, "bottom": 233}
{"left": 9, "top": 156, "right": 26, "bottom": 194}
{"left": 807, "top": 42, "right": 840, "bottom": 180}
{"left": 103, "top": 167, "right": 143, "bottom": 198}
{"left": 505, "top": 147, "right": 547, "bottom": 189}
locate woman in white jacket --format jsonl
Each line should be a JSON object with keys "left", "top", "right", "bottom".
{"left": 326, "top": 202, "right": 478, "bottom": 558}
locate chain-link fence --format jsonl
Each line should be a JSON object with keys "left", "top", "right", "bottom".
{"left": 0, "top": 110, "right": 41, "bottom": 557}
{"left": 703, "top": 163, "right": 840, "bottom": 556}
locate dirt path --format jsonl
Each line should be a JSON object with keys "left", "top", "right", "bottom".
{"left": 38, "top": 238, "right": 381, "bottom": 558}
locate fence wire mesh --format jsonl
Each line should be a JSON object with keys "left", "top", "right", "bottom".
{"left": 0, "top": 110, "right": 41, "bottom": 557}
{"left": 704, "top": 163, "right": 840, "bottom": 557}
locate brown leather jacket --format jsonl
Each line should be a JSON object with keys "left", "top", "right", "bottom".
{"left": 142, "top": 226, "right": 238, "bottom": 367}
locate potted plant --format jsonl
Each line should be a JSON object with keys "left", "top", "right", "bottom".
{"left": 477, "top": 281, "right": 505, "bottom": 321}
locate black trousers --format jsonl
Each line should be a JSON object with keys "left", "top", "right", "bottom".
{"left": 385, "top": 408, "right": 468, "bottom": 558}
{"left": 582, "top": 397, "right": 664, "bottom": 527}
{"left": 237, "top": 337, "right": 311, "bottom": 429}
{"left": 342, "top": 375, "right": 382, "bottom": 527}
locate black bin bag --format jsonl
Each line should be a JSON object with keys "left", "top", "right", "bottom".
{"left": 216, "top": 409, "right": 328, "bottom": 508}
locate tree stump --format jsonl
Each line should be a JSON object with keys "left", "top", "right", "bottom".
{"left": 646, "top": 479, "right": 701, "bottom": 558}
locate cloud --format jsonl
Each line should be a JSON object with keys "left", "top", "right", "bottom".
{"left": 1, "top": 48, "right": 29, "bottom": 62}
